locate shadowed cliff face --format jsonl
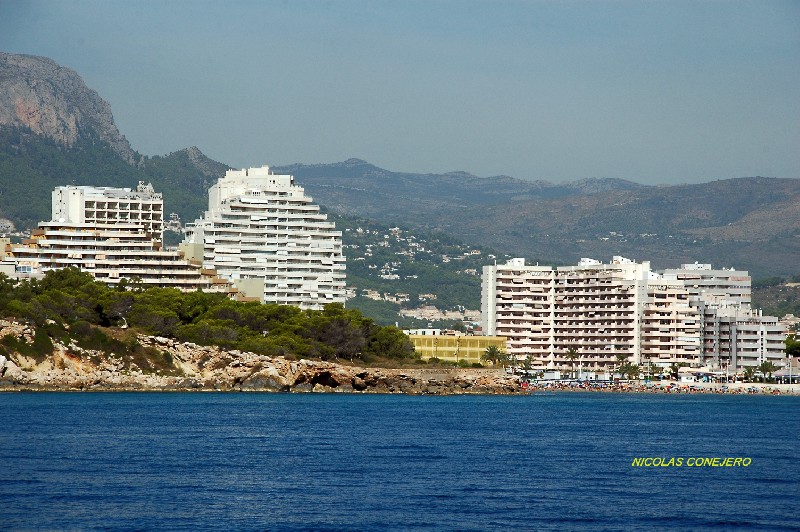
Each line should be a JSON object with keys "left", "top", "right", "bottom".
{"left": 0, "top": 52, "right": 138, "bottom": 165}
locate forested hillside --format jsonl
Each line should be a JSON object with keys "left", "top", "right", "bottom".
{"left": 0, "top": 268, "right": 414, "bottom": 365}
{"left": 0, "top": 126, "right": 219, "bottom": 230}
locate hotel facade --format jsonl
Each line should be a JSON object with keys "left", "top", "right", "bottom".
{"left": 8, "top": 183, "right": 227, "bottom": 291}
{"left": 180, "top": 166, "right": 346, "bottom": 309}
{"left": 481, "top": 257, "right": 785, "bottom": 373}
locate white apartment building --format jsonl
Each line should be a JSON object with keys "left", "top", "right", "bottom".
{"left": 695, "top": 303, "right": 786, "bottom": 372}
{"left": 482, "top": 257, "right": 651, "bottom": 370}
{"left": 180, "top": 166, "right": 346, "bottom": 309}
{"left": 482, "top": 257, "right": 786, "bottom": 373}
{"left": 661, "top": 262, "right": 751, "bottom": 307}
{"left": 9, "top": 184, "right": 227, "bottom": 291}
{"left": 51, "top": 182, "right": 164, "bottom": 241}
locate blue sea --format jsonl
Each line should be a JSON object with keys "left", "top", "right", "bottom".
{"left": 1, "top": 392, "right": 798, "bottom": 531}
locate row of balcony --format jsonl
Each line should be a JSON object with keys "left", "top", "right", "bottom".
{"left": 84, "top": 202, "right": 161, "bottom": 211}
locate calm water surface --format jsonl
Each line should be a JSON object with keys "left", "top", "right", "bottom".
{"left": 0, "top": 392, "right": 798, "bottom": 530}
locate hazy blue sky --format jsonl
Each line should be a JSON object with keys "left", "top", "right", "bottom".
{"left": 1, "top": 0, "right": 798, "bottom": 184}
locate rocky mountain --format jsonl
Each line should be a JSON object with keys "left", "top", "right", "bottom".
{"left": 180, "top": 145, "right": 229, "bottom": 178}
{"left": 0, "top": 52, "right": 230, "bottom": 229}
{"left": 0, "top": 52, "right": 139, "bottom": 165}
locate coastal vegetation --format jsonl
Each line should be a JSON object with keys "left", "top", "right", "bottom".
{"left": 752, "top": 277, "right": 800, "bottom": 324}
{"left": 0, "top": 268, "right": 416, "bottom": 365}
{"left": 480, "top": 345, "right": 508, "bottom": 367}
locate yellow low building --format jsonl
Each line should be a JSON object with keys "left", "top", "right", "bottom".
{"left": 407, "top": 333, "right": 507, "bottom": 364}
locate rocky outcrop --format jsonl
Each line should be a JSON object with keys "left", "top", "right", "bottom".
{"left": 0, "top": 320, "right": 521, "bottom": 395}
{"left": 0, "top": 52, "right": 138, "bottom": 165}
{"left": 180, "top": 146, "right": 229, "bottom": 178}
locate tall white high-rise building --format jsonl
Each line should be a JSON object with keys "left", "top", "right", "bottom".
{"left": 481, "top": 257, "right": 786, "bottom": 373}
{"left": 180, "top": 165, "right": 346, "bottom": 309}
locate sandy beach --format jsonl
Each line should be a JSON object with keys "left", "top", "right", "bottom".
{"left": 524, "top": 380, "right": 800, "bottom": 395}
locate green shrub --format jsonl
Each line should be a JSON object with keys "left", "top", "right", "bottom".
{"left": 0, "top": 328, "right": 54, "bottom": 362}
{"left": 30, "top": 328, "right": 54, "bottom": 359}
{"left": 0, "top": 270, "right": 418, "bottom": 364}
{"left": 1, "top": 334, "right": 26, "bottom": 354}
{"left": 70, "top": 320, "right": 93, "bottom": 337}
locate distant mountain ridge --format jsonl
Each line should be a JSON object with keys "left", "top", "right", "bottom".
{"left": 274, "top": 158, "right": 645, "bottom": 207}
{"left": 274, "top": 160, "right": 800, "bottom": 277}
{"left": 1, "top": 51, "right": 798, "bottom": 280}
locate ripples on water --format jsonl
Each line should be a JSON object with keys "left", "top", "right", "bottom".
{"left": 1, "top": 393, "right": 798, "bottom": 530}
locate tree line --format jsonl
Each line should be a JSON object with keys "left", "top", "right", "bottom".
{"left": 0, "top": 268, "right": 416, "bottom": 363}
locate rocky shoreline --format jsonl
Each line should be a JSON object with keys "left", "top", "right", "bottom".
{"left": 0, "top": 321, "right": 521, "bottom": 395}
{"left": 4, "top": 320, "right": 794, "bottom": 397}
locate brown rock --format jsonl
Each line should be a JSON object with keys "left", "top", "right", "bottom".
{"left": 0, "top": 52, "right": 139, "bottom": 165}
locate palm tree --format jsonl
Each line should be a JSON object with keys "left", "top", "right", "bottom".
{"left": 743, "top": 366, "right": 757, "bottom": 382}
{"left": 565, "top": 348, "right": 579, "bottom": 379}
{"left": 614, "top": 353, "right": 628, "bottom": 379}
{"left": 619, "top": 362, "right": 640, "bottom": 380}
{"left": 668, "top": 362, "right": 689, "bottom": 381}
{"left": 758, "top": 361, "right": 779, "bottom": 382}
{"left": 520, "top": 356, "right": 534, "bottom": 380}
{"left": 481, "top": 345, "right": 508, "bottom": 367}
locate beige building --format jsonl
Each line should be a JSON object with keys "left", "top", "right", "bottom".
{"left": 640, "top": 280, "right": 703, "bottom": 368}
{"left": 482, "top": 257, "right": 786, "bottom": 373}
